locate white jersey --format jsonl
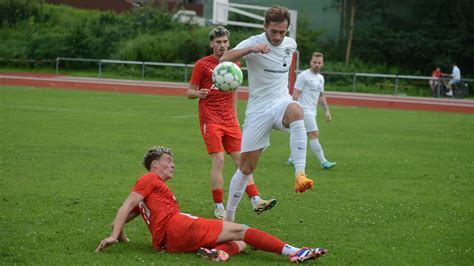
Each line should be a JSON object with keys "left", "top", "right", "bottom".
{"left": 235, "top": 33, "right": 297, "bottom": 115}
{"left": 452, "top": 66, "right": 461, "bottom": 80}
{"left": 294, "top": 69, "right": 324, "bottom": 115}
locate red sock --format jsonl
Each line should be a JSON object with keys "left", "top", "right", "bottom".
{"left": 212, "top": 189, "right": 224, "bottom": 204}
{"left": 243, "top": 228, "right": 285, "bottom": 254}
{"left": 213, "top": 241, "right": 241, "bottom": 255}
{"left": 245, "top": 184, "right": 259, "bottom": 198}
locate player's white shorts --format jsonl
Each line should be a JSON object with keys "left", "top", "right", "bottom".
{"left": 241, "top": 99, "right": 300, "bottom": 152}
{"left": 303, "top": 111, "right": 318, "bottom": 133}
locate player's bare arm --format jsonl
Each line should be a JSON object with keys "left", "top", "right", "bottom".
{"left": 319, "top": 93, "right": 331, "bottom": 122}
{"left": 220, "top": 44, "right": 271, "bottom": 62}
{"left": 115, "top": 210, "right": 139, "bottom": 243}
{"left": 187, "top": 84, "right": 209, "bottom": 99}
{"left": 95, "top": 191, "right": 144, "bottom": 253}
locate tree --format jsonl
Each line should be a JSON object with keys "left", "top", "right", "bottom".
{"left": 344, "top": 0, "right": 356, "bottom": 65}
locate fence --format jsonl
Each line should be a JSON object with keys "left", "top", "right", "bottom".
{"left": 55, "top": 57, "right": 473, "bottom": 97}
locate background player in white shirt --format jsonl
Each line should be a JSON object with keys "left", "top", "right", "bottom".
{"left": 219, "top": 6, "right": 314, "bottom": 222}
{"left": 287, "top": 52, "right": 336, "bottom": 170}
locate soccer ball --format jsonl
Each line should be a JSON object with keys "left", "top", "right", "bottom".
{"left": 212, "top": 62, "right": 243, "bottom": 92}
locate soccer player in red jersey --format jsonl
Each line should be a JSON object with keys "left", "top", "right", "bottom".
{"left": 95, "top": 146, "right": 327, "bottom": 263}
{"left": 187, "top": 26, "right": 276, "bottom": 219}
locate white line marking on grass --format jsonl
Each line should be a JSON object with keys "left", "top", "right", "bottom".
{"left": 0, "top": 104, "right": 81, "bottom": 113}
{"left": 0, "top": 104, "right": 198, "bottom": 119}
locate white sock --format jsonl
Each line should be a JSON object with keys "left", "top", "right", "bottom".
{"left": 281, "top": 244, "right": 300, "bottom": 256}
{"left": 215, "top": 203, "right": 225, "bottom": 209}
{"left": 288, "top": 154, "right": 293, "bottom": 162}
{"left": 250, "top": 195, "right": 261, "bottom": 206}
{"left": 225, "top": 169, "right": 250, "bottom": 221}
{"left": 310, "top": 138, "right": 326, "bottom": 164}
{"left": 289, "top": 120, "right": 307, "bottom": 174}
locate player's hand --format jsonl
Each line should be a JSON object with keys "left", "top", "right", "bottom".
{"left": 117, "top": 231, "right": 129, "bottom": 243}
{"left": 198, "top": 89, "right": 210, "bottom": 98}
{"left": 252, "top": 44, "right": 271, "bottom": 54}
{"left": 325, "top": 111, "right": 332, "bottom": 122}
{"left": 95, "top": 236, "right": 118, "bottom": 253}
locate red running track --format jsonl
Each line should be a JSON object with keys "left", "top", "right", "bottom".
{"left": 1, "top": 73, "right": 473, "bottom": 114}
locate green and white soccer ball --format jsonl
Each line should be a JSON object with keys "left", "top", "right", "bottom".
{"left": 212, "top": 61, "right": 243, "bottom": 92}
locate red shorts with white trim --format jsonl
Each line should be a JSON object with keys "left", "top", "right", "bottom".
{"left": 163, "top": 213, "right": 223, "bottom": 253}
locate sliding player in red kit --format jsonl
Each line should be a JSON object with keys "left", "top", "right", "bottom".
{"left": 95, "top": 146, "right": 327, "bottom": 263}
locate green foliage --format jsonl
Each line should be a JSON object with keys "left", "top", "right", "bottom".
{"left": 0, "top": 0, "right": 41, "bottom": 27}
{"left": 349, "top": 0, "right": 474, "bottom": 74}
{"left": 296, "top": 14, "right": 326, "bottom": 64}
{"left": 126, "top": 5, "right": 176, "bottom": 33}
{"left": 115, "top": 27, "right": 209, "bottom": 63}
{"left": 1, "top": 86, "right": 473, "bottom": 264}
{"left": 1, "top": 1, "right": 472, "bottom": 76}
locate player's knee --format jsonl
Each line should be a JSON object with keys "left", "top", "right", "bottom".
{"left": 212, "top": 157, "right": 225, "bottom": 168}
{"left": 237, "top": 225, "right": 249, "bottom": 239}
{"left": 238, "top": 154, "right": 256, "bottom": 175}
{"left": 286, "top": 103, "right": 304, "bottom": 120}
{"left": 211, "top": 153, "right": 225, "bottom": 168}
{"left": 240, "top": 165, "right": 254, "bottom": 175}
{"left": 308, "top": 131, "right": 319, "bottom": 139}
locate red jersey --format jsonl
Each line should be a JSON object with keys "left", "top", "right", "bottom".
{"left": 432, "top": 69, "right": 442, "bottom": 78}
{"left": 190, "top": 55, "right": 240, "bottom": 126}
{"left": 132, "top": 172, "right": 180, "bottom": 250}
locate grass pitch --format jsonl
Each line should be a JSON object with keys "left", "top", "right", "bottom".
{"left": 1, "top": 86, "right": 473, "bottom": 265}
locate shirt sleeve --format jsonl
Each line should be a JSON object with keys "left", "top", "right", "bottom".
{"left": 234, "top": 36, "right": 256, "bottom": 50}
{"left": 234, "top": 36, "right": 258, "bottom": 59}
{"left": 321, "top": 75, "right": 325, "bottom": 92}
{"left": 294, "top": 72, "right": 305, "bottom": 91}
{"left": 132, "top": 173, "right": 156, "bottom": 198}
{"left": 190, "top": 60, "right": 202, "bottom": 87}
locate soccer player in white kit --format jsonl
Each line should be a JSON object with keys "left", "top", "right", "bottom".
{"left": 219, "top": 6, "right": 314, "bottom": 222}
{"left": 287, "top": 52, "right": 336, "bottom": 170}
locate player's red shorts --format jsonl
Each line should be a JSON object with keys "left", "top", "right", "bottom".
{"left": 200, "top": 123, "right": 242, "bottom": 154}
{"left": 163, "top": 213, "right": 223, "bottom": 252}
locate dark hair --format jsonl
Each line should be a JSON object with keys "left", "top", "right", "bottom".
{"left": 143, "top": 146, "right": 173, "bottom": 170}
{"left": 264, "top": 5, "right": 290, "bottom": 27}
{"left": 209, "top": 26, "right": 230, "bottom": 41}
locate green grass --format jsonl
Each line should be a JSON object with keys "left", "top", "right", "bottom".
{"left": 1, "top": 86, "right": 473, "bottom": 265}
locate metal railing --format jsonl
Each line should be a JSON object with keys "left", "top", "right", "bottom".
{"left": 56, "top": 57, "right": 197, "bottom": 82}
{"left": 55, "top": 57, "right": 474, "bottom": 96}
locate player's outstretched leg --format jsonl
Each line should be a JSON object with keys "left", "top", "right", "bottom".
{"left": 288, "top": 247, "right": 327, "bottom": 263}
{"left": 252, "top": 198, "right": 277, "bottom": 215}
{"left": 294, "top": 172, "right": 314, "bottom": 193}
{"left": 214, "top": 205, "right": 226, "bottom": 219}
{"left": 246, "top": 183, "right": 277, "bottom": 215}
{"left": 197, "top": 248, "right": 230, "bottom": 262}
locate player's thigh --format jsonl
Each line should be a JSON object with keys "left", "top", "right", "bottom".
{"left": 165, "top": 213, "right": 223, "bottom": 252}
{"left": 200, "top": 124, "right": 225, "bottom": 154}
{"left": 241, "top": 112, "right": 274, "bottom": 153}
{"left": 222, "top": 124, "right": 242, "bottom": 154}
{"left": 272, "top": 99, "right": 301, "bottom": 131}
